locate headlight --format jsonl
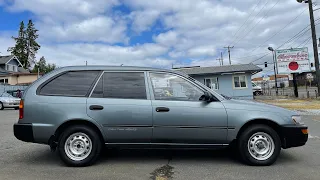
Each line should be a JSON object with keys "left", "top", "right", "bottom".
{"left": 292, "top": 115, "right": 304, "bottom": 125}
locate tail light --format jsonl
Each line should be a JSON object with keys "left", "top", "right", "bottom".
{"left": 19, "top": 100, "right": 24, "bottom": 119}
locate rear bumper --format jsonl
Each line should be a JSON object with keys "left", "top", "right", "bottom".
{"left": 13, "top": 123, "right": 34, "bottom": 142}
{"left": 281, "top": 125, "right": 308, "bottom": 149}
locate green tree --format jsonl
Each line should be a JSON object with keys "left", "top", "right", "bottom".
{"left": 7, "top": 21, "right": 28, "bottom": 67}
{"left": 26, "top": 20, "right": 41, "bottom": 67}
{"left": 32, "top": 56, "right": 57, "bottom": 74}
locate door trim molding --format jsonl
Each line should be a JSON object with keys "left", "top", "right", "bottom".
{"left": 153, "top": 125, "right": 232, "bottom": 129}
{"left": 105, "top": 143, "right": 229, "bottom": 146}
{"left": 103, "top": 124, "right": 152, "bottom": 127}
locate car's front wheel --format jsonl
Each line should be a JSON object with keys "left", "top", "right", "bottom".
{"left": 238, "top": 124, "right": 281, "bottom": 166}
{"left": 58, "top": 125, "right": 102, "bottom": 167}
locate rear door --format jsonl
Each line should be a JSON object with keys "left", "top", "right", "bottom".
{"left": 87, "top": 71, "right": 153, "bottom": 143}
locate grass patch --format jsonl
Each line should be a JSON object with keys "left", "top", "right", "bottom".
{"left": 257, "top": 99, "right": 320, "bottom": 110}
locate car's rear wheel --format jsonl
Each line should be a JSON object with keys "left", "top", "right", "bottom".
{"left": 0, "top": 102, "right": 4, "bottom": 110}
{"left": 238, "top": 124, "right": 281, "bottom": 166}
{"left": 58, "top": 125, "right": 102, "bottom": 167}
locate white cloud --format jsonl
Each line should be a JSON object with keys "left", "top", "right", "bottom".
{"left": 130, "top": 10, "right": 160, "bottom": 33}
{"left": 36, "top": 43, "right": 172, "bottom": 68}
{"left": 38, "top": 16, "right": 127, "bottom": 43}
{"left": 187, "top": 45, "right": 216, "bottom": 57}
{"left": 0, "top": 36, "right": 14, "bottom": 55}
{"left": 153, "top": 30, "right": 179, "bottom": 47}
{"left": 8, "top": 0, "right": 119, "bottom": 19}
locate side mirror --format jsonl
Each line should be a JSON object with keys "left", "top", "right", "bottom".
{"left": 199, "top": 91, "right": 213, "bottom": 102}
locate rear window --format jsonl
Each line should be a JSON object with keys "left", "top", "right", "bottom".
{"left": 39, "top": 71, "right": 100, "bottom": 97}
{"left": 91, "top": 72, "right": 147, "bottom": 99}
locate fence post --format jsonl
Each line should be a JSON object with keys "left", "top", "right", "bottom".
{"left": 316, "top": 90, "right": 318, "bottom": 98}
{"left": 307, "top": 91, "right": 310, "bottom": 98}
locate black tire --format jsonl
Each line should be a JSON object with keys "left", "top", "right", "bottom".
{"left": 58, "top": 125, "right": 102, "bottom": 167}
{"left": 14, "top": 107, "right": 19, "bottom": 110}
{"left": 0, "top": 102, "right": 4, "bottom": 110}
{"left": 238, "top": 124, "right": 281, "bottom": 166}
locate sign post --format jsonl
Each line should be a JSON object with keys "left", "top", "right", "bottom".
{"left": 276, "top": 48, "right": 311, "bottom": 98}
{"left": 275, "top": 48, "right": 311, "bottom": 74}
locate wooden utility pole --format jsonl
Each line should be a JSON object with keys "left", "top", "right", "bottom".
{"left": 217, "top": 58, "right": 222, "bottom": 66}
{"left": 221, "top": 52, "right": 224, "bottom": 65}
{"left": 307, "top": 0, "right": 320, "bottom": 96}
{"left": 224, "top": 46, "right": 234, "bottom": 65}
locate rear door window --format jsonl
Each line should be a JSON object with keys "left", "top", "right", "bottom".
{"left": 91, "top": 72, "right": 147, "bottom": 99}
{"left": 39, "top": 71, "right": 100, "bottom": 97}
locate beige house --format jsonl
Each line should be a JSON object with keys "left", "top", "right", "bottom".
{"left": 0, "top": 55, "right": 42, "bottom": 85}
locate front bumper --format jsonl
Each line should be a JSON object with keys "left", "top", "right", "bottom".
{"left": 13, "top": 123, "right": 34, "bottom": 142}
{"left": 281, "top": 125, "right": 308, "bottom": 149}
{"left": 3, "top": 102, "right": 19, "bottom": 108}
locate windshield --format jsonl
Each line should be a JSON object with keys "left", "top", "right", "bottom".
{"left": 0, "top": 92, "right": 14, "bottom": 98}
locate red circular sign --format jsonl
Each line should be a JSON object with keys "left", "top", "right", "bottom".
{"left": 289, "top": 61, "right": 299, "bottom": 71}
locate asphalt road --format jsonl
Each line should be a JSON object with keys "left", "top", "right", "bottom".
{"left": 0, "top": 109, "right": 320, "bottom": 180}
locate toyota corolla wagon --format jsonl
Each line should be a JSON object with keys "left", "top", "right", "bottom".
{"left": 14, "top": 66, "right": 308, "bottom": 167}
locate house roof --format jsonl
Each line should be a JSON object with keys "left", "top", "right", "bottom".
{"left": 18, "top": 67, "right": 29, "bottom": 73}
{"left": 174, "top": 64, "right": 262, "bottom": 75}
{"left": 0, "top": 55, "right": 24, "bottom": 67}
{"left": 0, "top": 55, "right": 14, "bottom": 64}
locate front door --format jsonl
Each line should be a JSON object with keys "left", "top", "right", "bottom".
{"left": 87, "top": 71, "right": 153, "bottom": 143}
{"left": 148, "top": 72, "right": 228, "bottom": 145}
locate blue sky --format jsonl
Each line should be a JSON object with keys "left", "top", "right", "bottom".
{"left": 0, "top": 0, "right": 319, "bottom": 77}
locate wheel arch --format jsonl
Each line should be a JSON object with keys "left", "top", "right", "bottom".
{"left": 236, "top": 119, "right": 283, "bottom": 143}
{"left": 50, "top": 119, "right": 106, "bottom": 145}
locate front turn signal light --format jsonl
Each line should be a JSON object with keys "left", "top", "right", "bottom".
{"left": 301, "top": 129, "right": 308, "bottom": 135}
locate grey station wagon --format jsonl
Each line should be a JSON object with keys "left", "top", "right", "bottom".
{"left": 13, "top": 66, "right": 308, "bottom": 167}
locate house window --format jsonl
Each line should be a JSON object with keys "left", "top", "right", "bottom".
{"left": 233, "top": 75, "right": 247, "bottom": 89}
{"left": 5, "top": 64, "right": 15, "bottom": 71}
{"left": 204, "top": 77, "right": 219, "bottom": 90}
{"left": 0, "top": 78, "right": 8, "bottom": 84}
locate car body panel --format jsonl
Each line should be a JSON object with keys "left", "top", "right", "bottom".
{"left": 87, "top": 98, "right": 153, "bottom": 143}
{"left": 14, "top": 66, "right": 304, "bottom": 148}
{"left": 151, "top": 100, "right": 228, "bottom": 144}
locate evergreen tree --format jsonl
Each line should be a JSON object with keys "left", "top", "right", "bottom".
{"left": 26, "top": 20, "right": 41, "bottom": 68}
{"left": 7, "top": 21, "right": 28, "bottom": 67}
{"left": 32, "top": 56, "right": 57, "bottom": 74}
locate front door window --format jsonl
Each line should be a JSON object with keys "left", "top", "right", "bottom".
{"left": 149, "top": 73, "right": 203, "bottom": 101}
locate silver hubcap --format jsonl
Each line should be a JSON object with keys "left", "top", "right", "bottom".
{"left": 64, "top": 132, "right": 92, "bottom": 161}
{"left": 0, "top": 103, "right": 2, "bottom": 109}
{"left": 247, "top": 132, "right": 275, "bottom": 161}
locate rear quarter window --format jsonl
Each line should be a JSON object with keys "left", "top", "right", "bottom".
{"left": 39, "top": 71, "right": 100, "bottom": 97}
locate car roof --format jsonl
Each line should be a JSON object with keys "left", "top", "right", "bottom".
{"left": 56, "top": 66, "right": 188, "bottom": 76}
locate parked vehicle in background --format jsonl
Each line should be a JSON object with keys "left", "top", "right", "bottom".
{"left": 6, "top": 90, "right": 24, "bottom": 98}
{"left": 14, "top": 66, "right": 308, "bottom": 167}
{"left": 252, "top": 82, "right": 263, "bottom": 96}
{"left": 0, "top": 92, "right": 21, "bottom": 110}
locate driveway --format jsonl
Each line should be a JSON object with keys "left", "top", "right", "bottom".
{"left": 0, "top": 110, "right": 319, "bottom": 180}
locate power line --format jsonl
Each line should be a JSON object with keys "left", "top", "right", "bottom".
{"left": 248, "top": 7, "right": 309, "bottom": 55}
{"left": 228, "top": 0, "right": 263, "bottom": 46}
{"left": 232, "top": 52, "right": 270, "bottom": 61}
{"left": 231, "top": 0, "right": 271, "bottom": 47}
{"left": 298, "top": 36, "right": 312, "bottom": 47}
{"left": 276, "top": 18, "right": 320, "bottom": 49}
